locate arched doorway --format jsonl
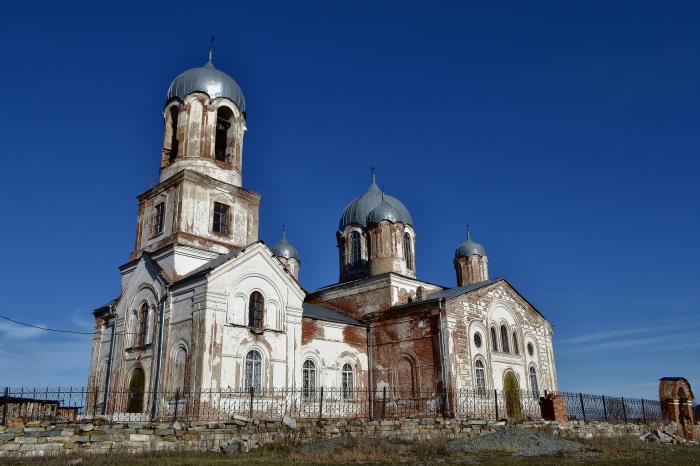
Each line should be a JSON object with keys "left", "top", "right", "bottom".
{"left": 503, "top": 371, "right": 522, "bottom": 418}
{"left": 126, "top": 367, "right": 145, "bottom": 413}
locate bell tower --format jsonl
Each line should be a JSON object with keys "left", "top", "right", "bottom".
{"left": 130, "top": 50, "right": 260, "bottom": 278}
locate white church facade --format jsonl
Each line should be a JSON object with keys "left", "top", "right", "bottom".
{"left": 87, "top": 55, "right": 558, "bottom": 416}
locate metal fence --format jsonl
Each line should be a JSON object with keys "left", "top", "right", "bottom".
{"left": 0, "top": 386, "right": 663, "bottom": 426}
{"left": 560, "top": 391, "right": 663, "bottom": 424}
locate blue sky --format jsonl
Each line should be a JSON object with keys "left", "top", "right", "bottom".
{"left": 0, "top": 1, "right": 698, "bottom": 400}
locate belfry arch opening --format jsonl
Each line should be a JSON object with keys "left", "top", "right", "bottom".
{"left": 215, "top": 106, "right": 234, "bottom": 162}
{"left": 167, "top": 106, "right": 179, "bottom": 163}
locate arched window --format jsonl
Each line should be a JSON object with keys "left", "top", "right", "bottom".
{"left": 490, "top": 326, "right": 498, "bottom": 352}
{"left": 168, "top": 106, "right": 179, "bottom": 163}
{"left": 500, "top": 324, "right": 510, "bottom": 353}
{"left": 529, "top": 366, "right": 539, "bottom": 395}
{"left": 215, "top": 107, "right": 233, "bottom": 162}
{"left": 244, "top": 350, "right": 262, "bottom": 391}
{"left": 342, "top": 363, "right": 355, "bottom": 400}
{"left": 302, "top": 359, "right": 317, "bottom": 399}
{"left": 248, "top": 292, "right": 264, "bottom": 329}
{"left": 396, "top": 357, "right": 416, "bottom": 395}
{"left": 512, "top": 332, "right": 520, "bottom": 355}
{"left": 475, "top": 359, "right": 486, "bottom": 395}
{"left": 137, "top": 303, "right": 149, "bottom": 346}
{"left": 350, "top": 231, "right": 361, "bottom": 264}
{"left": 170, "top": 346, "right": 187, "bottom": 392}
{"left": 403, "top": 233, "right": 413, "bottom": 269}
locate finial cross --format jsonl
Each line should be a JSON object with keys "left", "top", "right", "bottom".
{"left": 209, "top": 36, "right": 216, "bottom": 62}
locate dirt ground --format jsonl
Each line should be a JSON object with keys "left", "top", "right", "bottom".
{"left": 2, "top": 433, "right": 699, "bottom": 465}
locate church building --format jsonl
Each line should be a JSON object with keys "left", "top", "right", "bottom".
{"left": 87, "top": 54, "right": 558, "bottom": 415}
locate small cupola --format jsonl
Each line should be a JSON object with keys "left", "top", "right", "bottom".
{"left": 455, "top": 229, "right": 486, "bottom": 258}
{"left": 454, "top": 227, "right": 489, "bottom": 286}
{"left": 271, "top": 226, "right": 300, "bottom": 280}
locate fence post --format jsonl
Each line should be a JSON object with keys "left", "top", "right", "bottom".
{"left": 368, "top": 388, "right": 373, "bottom": 421}
{"left": 641, "top": 398, "right": 646, "bottom": 424}
{"left": 579, "top": 393, "right": 586, "bottom": 422}
{"left": 174, "top": 388, "right": 180, "bottom": 422}
{"left": 494, "top": 389, "right": 499, "bottom": 420}
{"left": 92, "top": 388, "right": 99, "bottom": 418}
{"left": 319, "top": 387, "right": 324, "bottom": 419}
{"left": 382, "top": 386, "right": 387, "bottom": 420}
{"left": 249, "top": 387, "right": 254, "bottom": 419}
{"left": 602, "top": 396, "right": 608, "bottom": 421}
{"left": 621, "top": 397, "right": 627, "bottom": 424}
{"left": 2, "top": 387, "right": 8, "bottom": 427}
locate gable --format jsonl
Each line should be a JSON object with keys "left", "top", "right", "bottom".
{"left": 444, "top": 278, "right": 551, "bottom": 327}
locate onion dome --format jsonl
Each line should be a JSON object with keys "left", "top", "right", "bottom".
{"left": 455, "top": 229, "right": 486, "bottom": 258}
{"left": 339, "top": 175, "right": 413, "bottom": 230}
{"left": 367, "top": 195, "right": 402, "bottom": 224}
{"left": 270, "top": 227, "right": 299, "bottom": 260}
{"left": 167, "top": 59, "right": 246, "bottom": 113}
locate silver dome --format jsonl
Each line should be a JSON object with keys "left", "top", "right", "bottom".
{"left": 367, "top": 197, "right": 402, "bottom": 224}
{"left": 270, "top": 229, "right": 299, "bottom": 260}
{"left": 455, "top": 230, "right": 486, "bottom": 258}
{"left": 339, "top": 176, "right": 413, "bottom": 230}
{"left": 167, "top": 60, "right": 246, "bottom": 113}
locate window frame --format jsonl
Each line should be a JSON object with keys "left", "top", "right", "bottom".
{"left": 248, "top": 291, "right": 264, "bottom": 329}
{"left": 153, "top": 202, "right": 165, "bottom": 236}
{"left": 512, "top": 331, "right": 520, "bottom": 355}
{"left": 350, "top": 231, "right": 361, "bottom": 264}
{"left": 341, "top": 362, "right": 355, "bottom": 400}
{"left": 403, "top": 232, "right": 413, "bottom": 269}
{"left": 243, "top": 349, "right": 263, "bottom": 392}
{"left": 529, "top": 366, "right": 539, "bottom": 395}
{"left": 490, "top": 326, "right": 498, "bottom": 352}
{"left": 137, "top": 303, "right": 149, "bottom": 347}
{"left": 500, "top": 324, "right": 510, "bottom": 353}
{"left": 475, "top": 359, "right": 487, "bottom": 395}
{"left": 302, "top": 359, "right": 317, "bottom": 399}
{"left": 212, "top": 201, "right": 231, "bottom": 236}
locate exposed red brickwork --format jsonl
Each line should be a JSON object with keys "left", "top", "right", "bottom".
{"left": 659, "top": 378, "right": 694, "bottom": 438}
{"left": 369, "top": 305, "right": 441, "bottom": 392}
{"left": 342, "top": 325, "right": 367, "bottom": 353}
{"left": 540, "top": 393, "right": 568, "bottom": 421}
{"left": 308, "top": 286, "right": 391, "bottom": 320}
{"left": 301, "top": 319, "right": 324, "bottom": 346}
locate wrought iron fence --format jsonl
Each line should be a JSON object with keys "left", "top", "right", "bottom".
{"left": 559, "top": 392, "right": 663, "bottom": 424}
{"left": 0, "top": 385, "right": 663, "bottom": 426}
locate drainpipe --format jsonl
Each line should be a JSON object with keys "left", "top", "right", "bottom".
{"left": 102, "top": 303, "right": 116, "bottom": 415}
{"left": 437, "top": 299, "right": 451, "bottom": 417}
{"left": 151, "top": 282, "right": 170, "bottom": 419}
{"left": 367, "top": 324, "right": 374, "bottom": 420}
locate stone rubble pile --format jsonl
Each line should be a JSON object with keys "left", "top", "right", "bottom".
{"left": 639, "top": 425, "right": 698, "bottom": 445}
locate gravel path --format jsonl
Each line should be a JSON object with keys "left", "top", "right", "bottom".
{"left": 447, "top": 428, "right": 585, "bottom": 457}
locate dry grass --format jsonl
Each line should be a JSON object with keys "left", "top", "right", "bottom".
{"left": 1, "top": 434, "right": 698, "bottom": 465}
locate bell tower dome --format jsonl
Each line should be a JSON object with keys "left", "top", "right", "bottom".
{"left": 129, "top": 48, "right": 260, "bottom": 277}
{"left": 159, "top": 49, "right": 246, "bottom": 187}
